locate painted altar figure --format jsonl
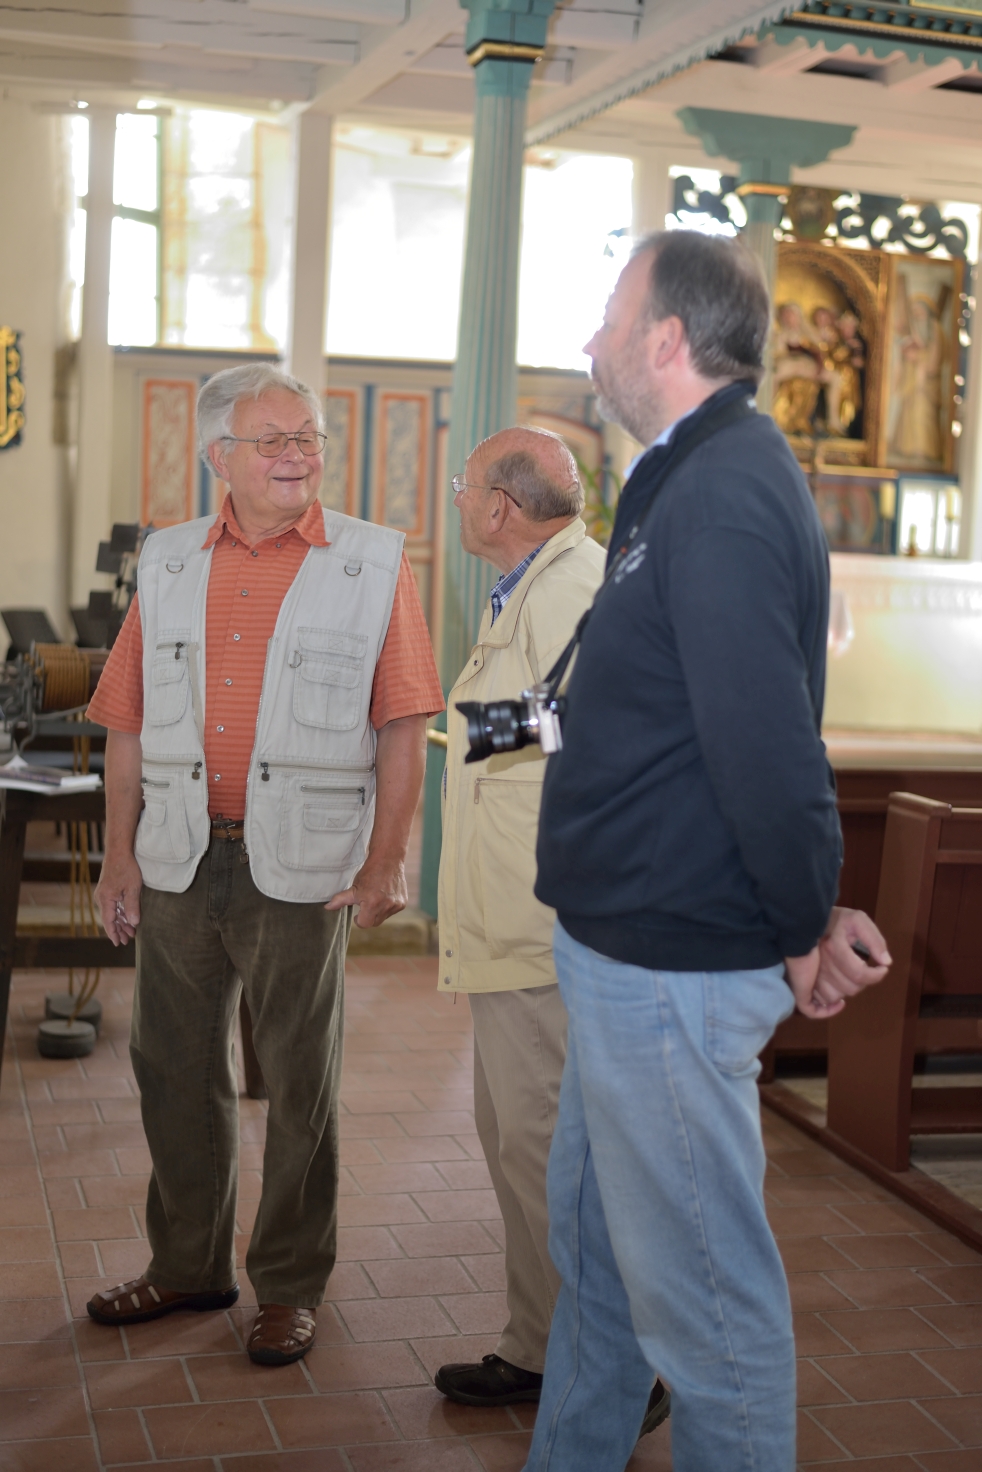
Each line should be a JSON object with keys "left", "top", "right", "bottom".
{"left": 889, "top": 277, "right": 948, "bottom": 466}
{"left": 771, "top": 302, "right": 826, "bottom": 435}
{"left": 812, "top": 306, "right": 864, "bottom": 436}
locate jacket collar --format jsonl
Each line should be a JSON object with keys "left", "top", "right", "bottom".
{"left": 201, "top": 492, "right": 329, "bottom": 551}
{"left": 478, "top": 518, "right": 587, "bottom": 649}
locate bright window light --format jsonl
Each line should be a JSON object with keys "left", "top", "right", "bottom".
{"left": 70, "top": 113, "right": 88, "bottom": 199}
{"left": 327, "top": 127, "right": 469, "bottom": 360}
{"left": 114, "top": 113, "right": 158, "bottom": 212}
{"left": 68, "top": 206, "right": 86, "bottom": 339}
{"left": 161, "top": 107, "right": 290, "bottom": 351}
{"left": 517, "top": 153, "right": 634, "bottom": 370}
{"left": 108, "top": 217, "right": 157, "bottom": 346}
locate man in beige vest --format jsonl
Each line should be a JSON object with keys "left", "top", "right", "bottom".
{"left": 433, "top": 427, "right": 670, "bottom": 1432}
{"left": 87, "top": 363, "right": 443, "bottom": 1366}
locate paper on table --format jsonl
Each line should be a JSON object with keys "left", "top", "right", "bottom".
{"left": 0, "top": 753, "right": 102, "bottom": 794}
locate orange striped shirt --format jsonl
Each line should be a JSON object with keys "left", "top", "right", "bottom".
{"left": 88, "top": 494, "right": 444, "bottom": 820}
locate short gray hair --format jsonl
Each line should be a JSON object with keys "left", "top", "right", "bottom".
{"left": 196, "top": 363, "right": 323, "bottom": 465}
{"left": 486, "top": 430, "right": 583, "bottom": 522}
{"left": 632, "top": 230, "right": 770, "bottom": 386}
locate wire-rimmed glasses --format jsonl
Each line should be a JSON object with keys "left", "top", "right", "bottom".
{"left": 225, "top": 431, "right": 328, "bottom": 457}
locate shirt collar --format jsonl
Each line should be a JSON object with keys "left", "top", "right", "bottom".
{"left": 201, "top": 492, "right": 329, "bottom": 551}
{"left": 623, "top": 405, "right": 698, "bottom": 482}
{"left": 489, "top": 542, "right": 546, "bottom": 625}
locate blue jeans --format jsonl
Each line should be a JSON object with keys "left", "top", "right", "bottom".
{"left": 522, "top": 923, "right": 797, "bottom": 1472}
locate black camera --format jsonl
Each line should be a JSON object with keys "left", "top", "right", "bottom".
{"left": 456, "top": 683, "right": 566, "bottom": 765}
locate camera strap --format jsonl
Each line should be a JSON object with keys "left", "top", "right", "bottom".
{"left": 542, "top": 390, "right": 758, "bottom": 702}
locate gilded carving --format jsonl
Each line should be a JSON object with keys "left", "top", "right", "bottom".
{"left": 0, "top": 326, "right": 25, "bottom": 449}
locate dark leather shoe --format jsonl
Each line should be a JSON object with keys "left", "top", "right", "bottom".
{"left": 247, "top": 1304, "right": 316, "bottom": 1365}
{"left": 87, "top": 1276, "right": 238, "bottom": 1326}
{"left": 639, "top": 1378, "right": 671, "bottom": 1437}
{"left": 434, "top": 1353, "right": 543, "bottom": 1406}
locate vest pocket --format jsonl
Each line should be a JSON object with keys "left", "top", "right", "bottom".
{"left": 293, "top": 627, "right": 366, "bottom": 731}
{"left": 147, "top": 648, "right": 190, "bottom": 726}
{"left": 277, "top": 789, "right": 365, "bottom": 871}
{"left": 134, "top": 785, "right": 192, "bottom": 865}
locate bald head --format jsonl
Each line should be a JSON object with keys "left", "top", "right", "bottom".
{"left": 457, "top": 425, "right": 584, "bottom": 575}
{"left": 478, "top": 427, "right": 584, "bottom": 523}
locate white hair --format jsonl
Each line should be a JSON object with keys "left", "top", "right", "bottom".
{"left": 196, "top": 363, "right": 323, "bottom": 465}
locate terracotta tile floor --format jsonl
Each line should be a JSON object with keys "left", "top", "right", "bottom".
{"left": 2, "top": 958, "right": 982, "bottom": 1470}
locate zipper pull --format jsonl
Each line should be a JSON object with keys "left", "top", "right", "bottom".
{"left": 473, "top": 783, "right": 480, "bottom": 805}
{"left": 260, "top": 761, "right": 270, "bottom": 782}
{"left": 175, "top": 641, "right": 184, "bottom": 661}
{"left": 192, "top": 761, "right": 201, "bottom": 781}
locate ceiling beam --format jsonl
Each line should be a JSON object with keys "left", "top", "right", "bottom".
{"left": 308, "top": 0, "right": 461, "bottom": 114}
{"left": 749, "top": 35, "right": 821, "bottom": 74}
{"left": 880, "top": 54, "right": 968, "bottom": 92}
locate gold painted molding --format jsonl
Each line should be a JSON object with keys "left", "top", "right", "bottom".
{"left": 466, "top": 40, "right": 544, "bottom": 66}
{"left": 0, "top": 326, "right": 24, "bottom": 449}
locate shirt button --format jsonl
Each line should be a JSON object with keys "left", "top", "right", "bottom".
{"left": 214, "top": 773, "right": 222, "bottom": 781}
{"left": 251, "top": 549, "right": 259, "bottom": 557}
{"left": 233, "top": 634, "right": 241, "bottom": 641}
{"left": 241, "top": 590, "right": 248, "bottom": 597}
{"left": 445, "top": 949, "right": 452, "bottom": 957}
{"left": 225, "top": 679, "right": 232, "bottom": 686}
{"left": 275, "top": 542, "right": 282, "bottom": 549}
{"left": 217, "top": 725, "right": 224, "bottom": 732}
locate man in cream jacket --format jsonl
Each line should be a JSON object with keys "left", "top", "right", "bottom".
{"left": 434, "top": 427, "right": 670, "bottom": 1432}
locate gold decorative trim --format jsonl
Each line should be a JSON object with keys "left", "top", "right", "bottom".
{"left": 0, "top": 326, "right": 24, "bottom": 449}
{"left": 789, "top": 8, "right": 982, "bottom": 47}
{"left": 736, "top": 182, "right": 790, "bottom": 198}
{"left": 466, "top": 40, "right": 544, "bottom": 66}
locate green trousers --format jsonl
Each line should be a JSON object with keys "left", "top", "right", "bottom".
{"left": 131, "top": 836, "right": 350, "bottom": 1308}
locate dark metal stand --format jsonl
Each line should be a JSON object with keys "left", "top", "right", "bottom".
{"left": 0, "top": 787, "right": 134, "bottom": 1086}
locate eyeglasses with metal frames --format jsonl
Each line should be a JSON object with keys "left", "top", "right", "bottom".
{"left": 451, "top": 474, "right": 524, "bottom": 509}
{"left": 225, "top": 431, "right": 328, "bottom": 458}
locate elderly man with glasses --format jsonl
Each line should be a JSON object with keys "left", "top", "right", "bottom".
{"left": 86, "top": 363, "right": 443, "bottom": 1365}
{"left": 432, "top": 429, "right": 678, "bottom": 1430}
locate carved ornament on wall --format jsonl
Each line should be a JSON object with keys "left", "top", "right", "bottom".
{"left": 0, "top": 327, "right": 24, "bottom": 449}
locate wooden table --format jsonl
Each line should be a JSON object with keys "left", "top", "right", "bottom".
{"left": 0, "top": 785, "right": 134, "bottom": 1086}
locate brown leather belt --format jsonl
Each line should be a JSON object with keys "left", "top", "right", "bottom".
{"left": 211, "top": 821, "right": 245, "bottom": 841}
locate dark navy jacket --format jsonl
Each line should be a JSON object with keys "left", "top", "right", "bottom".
{"left": 535, "top": 384, "right": 842, "bottom": 972}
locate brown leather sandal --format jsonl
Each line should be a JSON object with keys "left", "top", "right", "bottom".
{"left": 247, "top": 1304, "right": 317, "bottom": 1365}
{"left": 87, "top": 1275, "right": 239, "bottom": 1326}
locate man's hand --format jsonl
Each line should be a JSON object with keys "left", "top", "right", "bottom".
{"left": 785, "top": 907, "right": 892, "bottom": 1019}
{"left": 325, "top": 853, "right": 408, "bottom": 929}
{"left": 324, "top": 712, "right": 427, "bottom": 929}
{"left": 95, "top": 854, "right": 143, "bottom": 945}
{"left": 95, "top": 729, "right": 145, "bottom": 946}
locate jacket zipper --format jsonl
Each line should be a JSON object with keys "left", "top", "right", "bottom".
{"left": 260, "top": 757, "right": 373, "bottom": 783}
{"left": 300, "top": 783, "right": 366, "bottom": 803}
{"left": 142, "top": 758, "right": 203, "bottom": 781}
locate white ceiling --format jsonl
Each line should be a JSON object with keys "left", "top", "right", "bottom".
{"left": 1, "top": 0, "right": 979, "bottom": 202}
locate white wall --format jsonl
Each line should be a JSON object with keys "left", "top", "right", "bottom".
{"left": 0, "top": 101, "right": 72, "bottom": 637}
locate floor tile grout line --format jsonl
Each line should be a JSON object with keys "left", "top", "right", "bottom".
{"left": 9, "top": 1013, "right": 108, "bottom": 1472}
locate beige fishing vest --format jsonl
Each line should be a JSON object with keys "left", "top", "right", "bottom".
{"left": 134, "top": 507, "right": 405, "bottom": 902}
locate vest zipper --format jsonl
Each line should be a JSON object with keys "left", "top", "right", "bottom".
{"left": 141, "top": 777, "right": 170, "bottom": 789}
{"left": 300, "top": 784, "right": 366, "bottom": 803}
{"left": 258, "top": 759, "right": 374, "bottom": 774}
{"left": 142, "top": 757, "right": 204, "bottom": 780}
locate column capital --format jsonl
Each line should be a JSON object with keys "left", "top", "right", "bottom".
{"left": 677, "top": 108, "right": 855, "bottom": 226}
{"left": 459, "top": 0, "right": 557, "bottom": 89}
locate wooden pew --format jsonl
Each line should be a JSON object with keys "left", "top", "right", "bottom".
{"left": 759, "top": 758, "right": 982, "bottom": 1081}
{"left": 826, "top": 793, "right": 982, "bottom": 1172}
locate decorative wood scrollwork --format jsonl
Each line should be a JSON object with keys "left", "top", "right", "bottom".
{"left": 0, "top": 326, "right": 24, "bottom": 449}
{"left": 835, "top": 196, "right": 970, "bottom": 259}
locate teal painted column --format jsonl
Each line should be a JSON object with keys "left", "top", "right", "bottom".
{"left": 677, "top": 110, "right": 855, "bottom": 411}
{"left": 419, "top": 0, "right": 556, "bottom": 919}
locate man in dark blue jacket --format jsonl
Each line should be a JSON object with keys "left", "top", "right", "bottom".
{"left": 521, "top": 232, "right": 890, "bottom": 1472}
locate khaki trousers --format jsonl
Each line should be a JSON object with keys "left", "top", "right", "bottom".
{"left": 469, "top": 983, "right": 568, "bottom": 1374}
{"left": 131, "top": 836, "right": 350, "bottom": 1308}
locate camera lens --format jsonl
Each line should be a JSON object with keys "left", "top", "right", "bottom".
{"left": 456, "top": 699, "right": 533, "bottom": 764}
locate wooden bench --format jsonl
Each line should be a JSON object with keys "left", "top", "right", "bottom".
{"left": 826, "top": 793, "right": 982, "bottom": 1172}
{"left": 760, "top": 765, "right": 982, "bottom": 1081}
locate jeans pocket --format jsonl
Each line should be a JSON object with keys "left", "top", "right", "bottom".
{"left": 704, "top": 967, "right": 795, "bottom": 1078}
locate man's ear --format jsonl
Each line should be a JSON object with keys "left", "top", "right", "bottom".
{"left": 649, "top": 315, "right": 686, "bottom": 371}
{"left": 208, "top": 441, "right": 229, "bottom": 481}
